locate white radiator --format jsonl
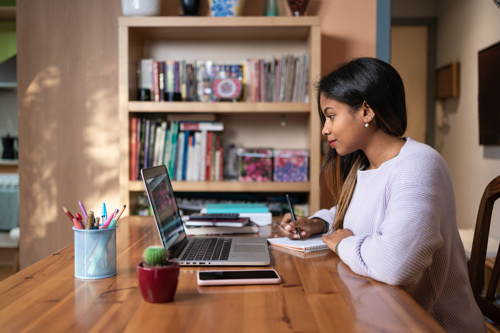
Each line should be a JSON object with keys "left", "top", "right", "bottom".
{"left": 0, "top": 173, "right": 19, "bottom": 231}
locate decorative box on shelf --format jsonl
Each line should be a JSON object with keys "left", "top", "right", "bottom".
{"left": 237, "top": 148, "right": 273, "bottom": 182}
{"left": 273, "top": 149, "right": 309, "bottom": 182}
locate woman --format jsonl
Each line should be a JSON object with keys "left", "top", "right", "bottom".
{"left": 280, "top": 57, "right": 486, "bottom": 332}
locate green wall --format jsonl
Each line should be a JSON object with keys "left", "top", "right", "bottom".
{"left": 0, "top": 21, "right": 16, "bottom": 63}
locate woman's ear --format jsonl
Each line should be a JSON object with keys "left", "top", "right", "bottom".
{"left": 362, "top": 101, "right": 375, "bottom": 122}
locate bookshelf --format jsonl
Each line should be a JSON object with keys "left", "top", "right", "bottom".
{"left": 0, "top": 6, "right": 15, "bottom": 21}
{"left": 119, "top": 16, "right": 321, "bottom": 215}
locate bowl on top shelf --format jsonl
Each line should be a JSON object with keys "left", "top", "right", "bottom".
{"left": 121, "top": 0, "right": 161, "bottom": 16}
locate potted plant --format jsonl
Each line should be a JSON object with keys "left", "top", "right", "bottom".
{"left": 137, "top": 246, "right": 180, "bottom": 303}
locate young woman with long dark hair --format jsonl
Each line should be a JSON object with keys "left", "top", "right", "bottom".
{"left": 279, "top": 57, "right": 485, "bottom": 332}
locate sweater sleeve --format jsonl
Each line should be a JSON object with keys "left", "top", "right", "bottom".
{"left": 310, "top": 206, "right": 336, "bottom": 232}
{"left": 338, "top": 166, "right": 445, "bottom": 286}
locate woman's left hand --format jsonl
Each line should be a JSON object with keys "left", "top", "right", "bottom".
{"left": 322, "top": 229, "right": 354, "bottom": 253}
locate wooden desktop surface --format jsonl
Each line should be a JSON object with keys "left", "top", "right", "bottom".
{"left": 0, "top": 216, "right": 444, "bottom": 332}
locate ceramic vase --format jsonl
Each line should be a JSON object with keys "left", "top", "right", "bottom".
{"left": 180, "top": 0, "right": 200, "bottom": 16}
{"left": 209, "top": 0, "right": 245, "bottom": 17}
{"left": 287, "top": 0, "right": 310, "bottom": 16}
{"left": 137, "top": 261, "right": 180, "bottom": 303}
{"left": 264, "top": 0, "right": 279, "bottom": 16}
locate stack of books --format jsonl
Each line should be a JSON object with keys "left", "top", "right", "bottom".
{"left": 183, "top": 215, "right": 259, "bottom": 236}
{"left": 200, "top": 203, "right": 273, "bottom": 226}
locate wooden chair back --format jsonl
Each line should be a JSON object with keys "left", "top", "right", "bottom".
{"left": 469, "top": 175, "right": 500, "bottom": 324}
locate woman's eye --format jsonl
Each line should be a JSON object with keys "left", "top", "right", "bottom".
{"left": 327, "top": 115, "right": 334, "bottom": 120}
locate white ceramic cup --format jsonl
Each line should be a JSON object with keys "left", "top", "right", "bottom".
{"left": 122, "top": 0, "right": 161, "bottom": 16}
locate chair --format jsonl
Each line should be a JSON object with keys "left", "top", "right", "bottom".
{"left": 469, "top": 175, "right": 500, "bottom": 324}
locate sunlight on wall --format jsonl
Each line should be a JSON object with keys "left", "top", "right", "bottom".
{"left": 20, "top": 66, "right": 61, "bottom": 258}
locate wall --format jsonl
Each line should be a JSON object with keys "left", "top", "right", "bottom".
{"left": 17, "top": 0, "right": 376, "bottom": 268}
{"left": 17, "top": 0, "right": 122, "bottom": 268}
{"left": 435, "top": 0, "right": 500, "bottom": 235}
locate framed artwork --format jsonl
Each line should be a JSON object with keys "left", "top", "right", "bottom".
{"left": 478, "top": 41, "right": 500, "bottom": 145}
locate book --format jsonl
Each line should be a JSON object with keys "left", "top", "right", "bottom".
{"left": 184, "top": 217, "right": 251, "bottom": 227}
{"left": 202, "top": 204, "right": 272, "bottom": 226}
{"left": 206, "top": 203, "right": 269, "bottom": 213}
{"left": 130, "top": 117, "right": 138, "bottom": 180}
{"left": 179, "top": 121, "right": 224, "bottom": 131}
{"left": 267, "top": 235, "right": 329, "bottom": 253}
{"left": 184, "top": 221, "right": 259, "bottom": 236}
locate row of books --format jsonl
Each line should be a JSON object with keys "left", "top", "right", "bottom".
{"left": 136, "top": 53, "right": 309, "bottom": 103}
{"left": 130, "top": 117, "right": 224, "bottom": 182}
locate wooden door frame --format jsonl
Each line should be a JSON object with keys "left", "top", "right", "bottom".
{"left": 391, "top": 18, "right": 437, "bottom": 148}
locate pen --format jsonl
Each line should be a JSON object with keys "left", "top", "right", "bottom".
{"left": 101, "top": 202, "right": 107, "bottom": 224}
{"left": 115, "top": 205, "right": 127, "bottom": 221}
{"left": 286, "top": 194, "right": 300, "bottom": 239}
{"left": 79, "top": 200, "right": 88, "bottom": 221}
{"left": 72, "top": 218, "right": 83, "bottom": 229}
{"left": 75, "top": 213, "right": 85, "bottom": 229}
{"left": 85, "top": 211, "right": 95, "bottom": 230}
{"left": 103, "top": 209, "right": 119, "bottom": 229}
{"left": 94, "top": 217, "right": 100, "bottom": 229}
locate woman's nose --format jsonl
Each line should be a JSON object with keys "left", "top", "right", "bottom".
{"left": 322, "top": 125, "right": 330, "bottom": 136}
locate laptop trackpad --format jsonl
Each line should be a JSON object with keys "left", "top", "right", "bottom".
{"left": 234, "top": 244, "right": 267, "bottom": 253}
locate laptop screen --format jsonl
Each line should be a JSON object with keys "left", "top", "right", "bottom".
{"left": 142, "top": 166, "right": 186, "bottom": 254}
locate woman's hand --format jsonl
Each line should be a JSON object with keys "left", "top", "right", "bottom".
{"left": 277, "top": 214, "right": 324, "bottom": 239}
{"left": 322, "top": 229, "right": 354, "bottom": 253}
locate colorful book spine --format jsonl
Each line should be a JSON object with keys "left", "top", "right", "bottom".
{"left": 206, "top": 131, "right": 213, "bottom": 181}
{"left": 152, "top": 60, "right": 160, "bottom": 102}
{"left": 130, "top": 117, "right": 137, "bottom": 180}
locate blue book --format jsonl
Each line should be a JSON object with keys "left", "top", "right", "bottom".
{"left": 206, "top": 203, "right": 269, "bottom": 214}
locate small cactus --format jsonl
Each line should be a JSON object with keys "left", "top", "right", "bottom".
{"left": 143, "top": 246, "right": 169, "bottom": 267}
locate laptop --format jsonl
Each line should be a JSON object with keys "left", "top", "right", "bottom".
{"left": 141, "top": 165, "right": 270, "bottom": 266}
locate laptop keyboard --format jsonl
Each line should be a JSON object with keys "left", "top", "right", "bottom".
{"left": 181, "top": 238, "right": 232, "bottom": 261}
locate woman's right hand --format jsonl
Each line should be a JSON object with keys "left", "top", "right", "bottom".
{"left": 278, "top": 214, "right": 324, "bottom": 239}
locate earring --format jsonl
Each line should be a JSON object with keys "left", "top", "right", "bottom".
{"left": 365, "top": 123, "right": 369, "bottom": 128}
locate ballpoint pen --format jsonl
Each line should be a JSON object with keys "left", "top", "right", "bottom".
{"left": 286, "top": 194, "right": 300, "bottom": 239}
{"left": 103, "top": 209, "right": 119, "bottom": 229}
{"left": 102, "top": 202, "right": 107, "bottom": 223}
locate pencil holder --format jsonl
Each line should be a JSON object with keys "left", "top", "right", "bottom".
{"left": 73, "top": 227, "right": 117, "bottom": 279}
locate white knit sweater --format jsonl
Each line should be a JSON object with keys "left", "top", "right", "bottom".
{"left": 312, "top": 138, "right": 486, "bottom": 332}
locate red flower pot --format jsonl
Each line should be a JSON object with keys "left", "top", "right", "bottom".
{"left": 137, "top": 261, "right": 180, "bottom": 303}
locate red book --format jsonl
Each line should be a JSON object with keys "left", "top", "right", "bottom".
{"left": 130, "top": 117, "right": 137, "bottom": 180}
{"left": 217, "top": 135, "right": 223, "bottom": 181}
{"left": 206, "top": 131, "right": 213, "bottom": 181}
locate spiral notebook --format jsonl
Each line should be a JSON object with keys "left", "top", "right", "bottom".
{"left": 267, "top": 235, "right": 329, "bottom": 253}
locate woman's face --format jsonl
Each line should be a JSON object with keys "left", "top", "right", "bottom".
{"left": 320, "top": 95, "right": 369, "bottom": 156}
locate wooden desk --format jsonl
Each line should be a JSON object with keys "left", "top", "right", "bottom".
{"left": 0, "top": 216, "right": 444, "bottom": 332}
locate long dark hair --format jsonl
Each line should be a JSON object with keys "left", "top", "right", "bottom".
{"left": 317, "top": 57, "right": 407, "bottom": 230}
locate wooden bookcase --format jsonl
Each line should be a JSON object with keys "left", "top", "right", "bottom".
{"left": 118, "top": 16, "right": 321, "bottom": 215}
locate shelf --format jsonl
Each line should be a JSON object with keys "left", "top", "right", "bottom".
{"left": 119, "top": 17, "right": 320, "bottom": 41}
{"left": 0, "top": 82, "right": 16, "bottom": 90}
{"left": 119, "top": 16, "right": 322, "bottom": 214}
{"left": 0, "top": 6, "right": 15, "bottom": 20}
{"left": 128, "top": 102, "right": 310, "bottom": 113}
{"left": 128, "top": 180, "right": 310, "bottom": 192}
